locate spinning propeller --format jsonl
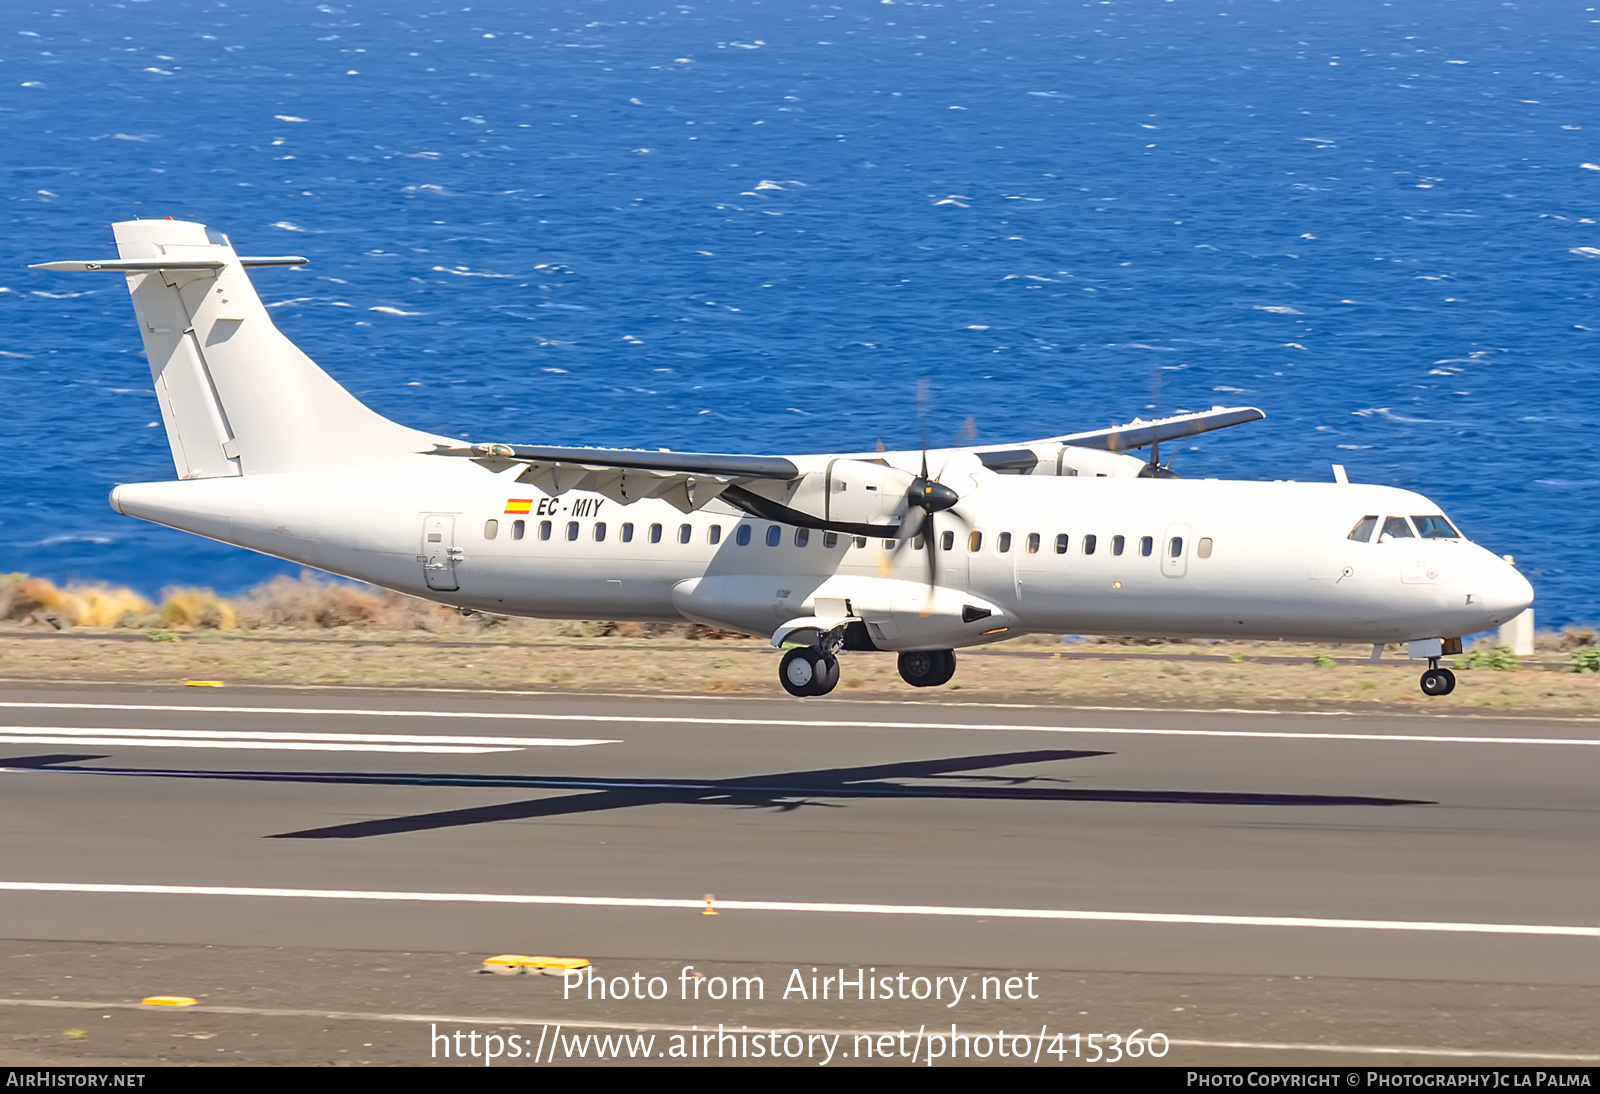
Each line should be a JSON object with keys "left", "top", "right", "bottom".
{"left": 884, "top": 382, "right": 971, "bottom": 598}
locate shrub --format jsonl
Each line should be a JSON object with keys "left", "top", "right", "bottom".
{"left": 1464, "top": 645, "right": 1520, "bottom": 671}
{"left": 1559, "top": 626, "right": 1597, "bottom": 651}
{"left": 4, "top": 578, "right": 154, "bottom": 627}
{"left": 1571, "top": 648, "right": 1600, "bottom": 674}
{"left": 160, "top": 587, "right": 237, "bottom": 629}
{"left": 1312, "top": 653, "right": 1336, "bottom": 668}
{"left": 233, "top": 573, "right": 388, "bottom": 629}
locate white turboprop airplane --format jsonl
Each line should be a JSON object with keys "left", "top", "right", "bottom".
{"left": 34, "top": 219, "right": 1533, "bottom": 698}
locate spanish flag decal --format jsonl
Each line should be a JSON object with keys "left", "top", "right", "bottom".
{"left": 504, "top": 498, "right": 533, "bottom": 514}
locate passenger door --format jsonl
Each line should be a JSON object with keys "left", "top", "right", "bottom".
{"left": 420, "top": 514, "right": 460, "bottom": 591}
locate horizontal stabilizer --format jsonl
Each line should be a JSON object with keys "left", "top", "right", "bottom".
{"left": 30, "top": 256, "right": 306, "bottom": 272}
{"left": 1055, "top": 405, "right": 1265, "bottom": 452}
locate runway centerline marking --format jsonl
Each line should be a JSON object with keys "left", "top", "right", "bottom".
{"left": 0, "top": 702, "right": 1591, "bottom": 747}
{"left": 0, "top": 726, "right": 617, "bottom": 754}
{"left": 0, "top": 882, "right": 1591, "bottom": 938}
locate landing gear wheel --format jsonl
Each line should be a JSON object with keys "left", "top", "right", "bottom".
{"left": 780, "top": 648, "right": 831, "bottom": 697}
{"left": 1420, "top": 667, "right": 1455, "bottom": 697}
{"left": 898, "top": 649, "right": 957, "bottom": 688}
{"left": 813, "top": 654, "right": 840, "bottom": 696}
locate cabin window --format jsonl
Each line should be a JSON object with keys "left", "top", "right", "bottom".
{"left": 794, "top": 528, "right": 809, "bottom": 547}
{"left": 968, "top": 530, "right": 983, "bottom": 553}
{"left": 1169, "top": 536, "right": 1184, "bottom": 558}
{"left": 566, "top": 521, "right": 579, "bottom": 541}
{"left": 1380, "top": 516, "right": 1414, "bottom": 541}
{"left": 1083, "top": 534, "right": 1097, "bottom": 556}
{"left": 512, "top": 519, "right": 526, "bottom": 541}
{"left": 594, "top": 522, "right": 607, "bottom": 542}
{"left": 853, "top": 536, "right": 867, "bottom": 549}
{"left": 883, "top": 538, "right": 897, "bottom": 550}
{"left": 679, "top": 523, "right": 692, "bottom": 544}
{"left": 483, "top": 519, "right": 499, "bottom": 540}
{"left": 707, "top": 525, "right": 721, "bottom": 545}
{"left": 913, "top": 535, "right": 925, "bottom": 550}
{"left": 1026, "top": 533, "right": 1041, "bottom": 554}
{"left": 649, "top": 523, "right": 662, "bottom": 544}
{"left": 997, "top": 532, "right": 1012, "bottom": 554}
{"left": 1412, "top": 515, "right": 1461, "bottom": 540}
{"left": 736, "top": 525, "right": 752, "bottom": 546}
{"left": 766, "top": 525, "right": 782, "bottom": 547}
{"left": 621, "top": 522, "right": 634, "bottom": 543}
{"left": 823, "top": 531, "right": 838, "bottom": 548}
{"left": 428, "top": 533, "right": 442, "bottom": 542}
{"left": 1112, "top": 534, "right": 1125, "bottom": 556}
{"left": 1197, "top": 537, "right": 1213, "bottom": 558}
{"left": 1055, "top": 534, "right": 1069, "bottom": 554}
{"left": 1348, "top": 515, "right": 1379, "bottom": 543}
{"left": 942, "top": 530, "right": 955, "bottom": 552}
{"left": 539, "top": 520, "right": 553, "bottom": 541}
{"left": 1140, "top": 535, "right": 1153, "bottom": 557}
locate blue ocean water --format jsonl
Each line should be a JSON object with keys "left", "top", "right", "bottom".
{"left": 2, "top": 0, "right": 1595, "bottom": 625}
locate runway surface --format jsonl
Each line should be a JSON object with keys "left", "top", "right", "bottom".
{"left": 0, "top": 682, "right": 1593, "bottom": 1065}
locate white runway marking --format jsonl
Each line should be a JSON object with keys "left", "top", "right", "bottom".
{"left": 0, "top": 998, "right": 1593, "bottom": 1062}
{"left": 0, "top": 701, "right": 1590, "bottom": 747}
{"left": 0, "top": 726, "right": 616, "bottom": 754}
{"left": 0, "top": 881, "right": 1591, "bottom": 938}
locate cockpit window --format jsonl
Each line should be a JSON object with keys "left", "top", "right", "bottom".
{"left": 1380, "top": 516, "right": 1414, "bottom": 540}
{"left": 1412, "top": 515, "right": 1461, "bottom": 540}
{"left": 1348, "top": 515, "right": 1378, "bottom": 543}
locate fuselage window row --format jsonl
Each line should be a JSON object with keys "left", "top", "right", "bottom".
{"left": 482, "top": 513, "right": 1211, "bottom": 564}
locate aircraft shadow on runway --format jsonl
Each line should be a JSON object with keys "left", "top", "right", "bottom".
{"left": 1, "top": 750, "right": 1434, "bottom": 840}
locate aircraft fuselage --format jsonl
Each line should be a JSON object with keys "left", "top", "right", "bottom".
{"left": 111, "top": 458, "right": 1531, "bottom": 650}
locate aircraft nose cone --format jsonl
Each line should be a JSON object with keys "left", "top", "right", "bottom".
{"left": 1479, "top": 557, "right": 1534, "bottom": 626}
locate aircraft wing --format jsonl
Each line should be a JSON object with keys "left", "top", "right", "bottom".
{"left": 429, "top": 403, "right": 1266, "bottom": 513}
{"left": 428, "top": 442, "right": 800, "bottom": 513}
{"left": 1048, "top": 405, "right": 1265, "bottom": 452}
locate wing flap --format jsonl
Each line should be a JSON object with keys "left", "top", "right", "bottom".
{"left": 447, "top": 443, "right": 798, "bottom": 480}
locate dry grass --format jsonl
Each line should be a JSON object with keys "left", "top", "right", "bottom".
{"left": 0, "top": 570, "right": 1593, "bottom": 713}
{"left": 0, "top": 630, "right": 1595, "bottom": 715}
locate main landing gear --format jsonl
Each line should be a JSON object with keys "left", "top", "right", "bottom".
{"left": 898, "top": 649, "right": 957, "bottom": 688}
{"left": 777, "top": 647, "right": 961, "bottom": 697}
{"left": 779, "top": 647, "right": 840, "bottom": 697}
{"left": 1419, "top": 658, "right": 1457, "bottom": 697}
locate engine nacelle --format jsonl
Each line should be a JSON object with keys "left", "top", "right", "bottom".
{"left": 784, "top": 459, "right": 917, "bottom": 529}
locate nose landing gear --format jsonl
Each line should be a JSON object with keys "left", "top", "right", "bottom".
{"left": 1419, "top": 658, "right": 1457, "bottom": 696}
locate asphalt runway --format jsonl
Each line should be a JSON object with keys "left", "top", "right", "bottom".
{"left": 0, "top": 682, "right": 1593, "bottom": 1066}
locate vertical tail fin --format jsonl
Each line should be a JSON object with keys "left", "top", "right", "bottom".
{"left": 39, "top": 219, "right": 444, "bottom": 479}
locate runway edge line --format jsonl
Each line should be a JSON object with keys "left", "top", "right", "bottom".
{"left": 0, "top": 882, "right": 1592, "bottom": 938}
